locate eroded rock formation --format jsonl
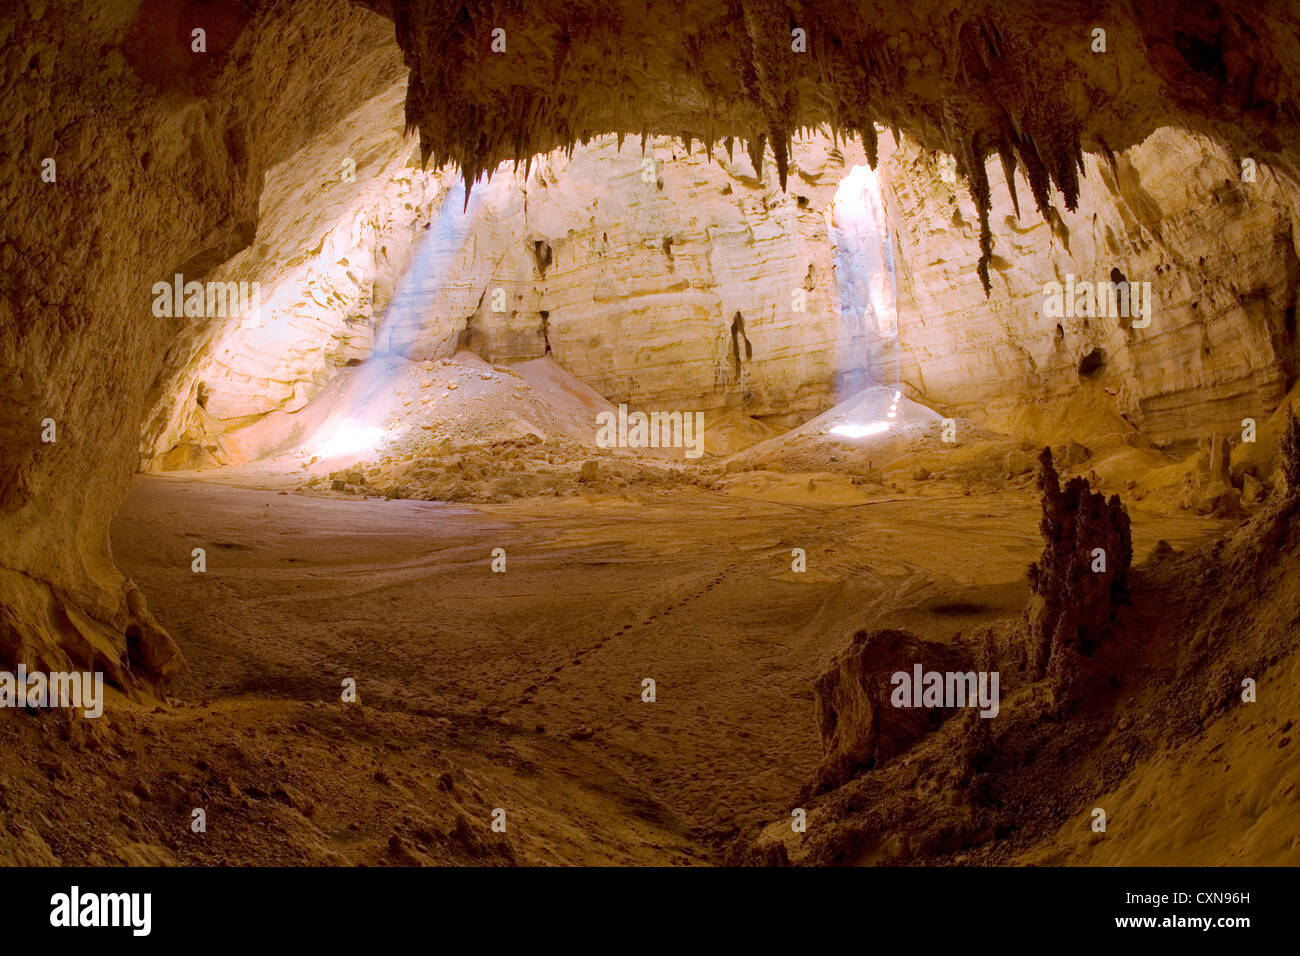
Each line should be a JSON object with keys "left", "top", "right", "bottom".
{"left": 783, "top": 438, "right": 1297, "bottom": 866}
{"left": 400, "top": 132, "right": 869, "bottom": 422}
{"left": 146, "top": 115, "right": 1300, "bottom": 482}
{"left": 811, "top": 447, "right": 1133, "bottom": 797}
{"left": 5, "top": 0, "right": 1300, "bottom": 701}
{"left": 1024, "top": 447, "right": 1133, "bottom": 699}
{"left": 812, "top": 628, "right": 986, "bottom": 791}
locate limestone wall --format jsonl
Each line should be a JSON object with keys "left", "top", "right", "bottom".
{"left": 881, "top": 129, "right": 1300, "bottom": 443}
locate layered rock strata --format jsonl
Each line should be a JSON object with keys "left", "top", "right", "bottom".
{"left": 881, "top": 129, "right": 1300, "bottom": 443}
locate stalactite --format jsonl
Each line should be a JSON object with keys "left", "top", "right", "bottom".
{"left": 965, "top": 138, "right": 995, "bottom": 294}
{"left": 739, "top": 0, "right": 796, "bottom": 192}
{"left": 747, "top": 133, "right": 766, "bottom": 178}
{"left": 997, "top": 139, "right": 1020, "bottom": 218}
{"left": 1015, "top": 133, "right": 1055, "bottom": 217}
{"left": 387, "top": 0, "right": 1166, "bottom": 296}
{"left": 862, "top": 122, "right": 878, "bottom": 169}
{"left": 1051, "top": 136, "right": 1083, "bottom": 212}
{"left": 771, "top": 129, "right": 789, "bottom": 189}
{"left": 552, "top": 31, "right": 571, "bottom": 84}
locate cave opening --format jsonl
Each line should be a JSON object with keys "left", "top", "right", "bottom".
{"left": 4, "top": 0, "right": 1300, "bottom": 876}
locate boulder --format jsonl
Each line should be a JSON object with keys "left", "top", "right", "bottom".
{"left": 812, "top": 628, "right": 972, "bottom": 791}
{"left": 1005, "top": 448, "right": 1037, "bottom": 476}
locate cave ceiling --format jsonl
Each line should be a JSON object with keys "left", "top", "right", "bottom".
{"left": 352, "top": 0, "right": 1300, "bottom": 290}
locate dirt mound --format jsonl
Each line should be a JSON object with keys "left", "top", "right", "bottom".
{"left": 720, "top": 386, "right": 1026, "bottom": 490}
{"left": 223, "top": 350, "right": 613, "bottom": 467}
{"left": 985, "top": 383, "right": 1141, "bottom": 449}
{"left": 307, "top": 434, "right": 711, "bottom": 504}
{"left": 198, "top": 350, "right": 723, "bottom": 503}
{"left": 702, "top": 409, "right": 781, "bottom": 456}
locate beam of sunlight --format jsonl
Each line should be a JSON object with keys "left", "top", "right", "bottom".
{"left": 829, "top": 421, "right": 892, "bottom": 438}
{"left": 298, "top": 177, "right": 495, "bottom": 463}
{"left": 309, "top": 419, "right": 387, "bottom": 459}
{"left": 830, "top": 161, "right": 899, "bottom": 402}
{"left": 373, "top": 179, "right": 489, "bottom": 360}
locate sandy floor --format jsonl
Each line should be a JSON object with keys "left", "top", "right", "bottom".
{"left": 61, "top": 474, "right": 1226, "bottom": 865}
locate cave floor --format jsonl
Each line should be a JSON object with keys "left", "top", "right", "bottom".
{"left": 9, "top": 476, "right": 1228, "bottom": 865}
{"left": 91, "top": 475, "right": 1236, "bottom": 864}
